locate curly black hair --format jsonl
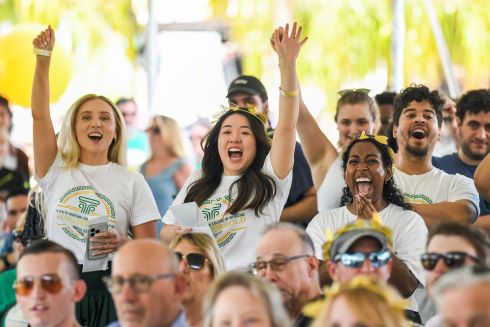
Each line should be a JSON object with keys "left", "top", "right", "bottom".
{"left": 393, "top": 84, "right": 445, "bottom": 128}
{"left": 456, "top": 89, "right": 490, "bottom": 121}
{"left": 340, "top": 137, "right": 411, "bottom": 210}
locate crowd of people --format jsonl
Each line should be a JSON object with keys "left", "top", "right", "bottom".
{"left": 0, "top": 22, "right": 489, "bottom": 327}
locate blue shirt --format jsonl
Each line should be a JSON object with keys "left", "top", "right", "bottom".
{"left": 107, "top": 310, "right": 188, "bottom": 327}
{"left": 433, "top": 153, "right": 490, "bottom": 216}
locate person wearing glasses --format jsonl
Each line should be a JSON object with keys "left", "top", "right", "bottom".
{"left": 13, "top": 240, "right": 86, "bottom": 327}
{"left": 306, "top": 133, "right": 427, "bottom": 323}
{"left": 203, "top": 271, "right": 291, "bottom": 327}
{"left": 422, "top": 221, "right": 490, "bottom": 327}
{"left": 161, "top": 23, "right": 306, "bottom": 271}
{"left": 432, "top": 265, "right": 490, "bottom": 327}
{"left": 169, "top": 232, "right": 225, "bottom": 327}
{"left": 296, "top": 87, "right": 379, "bottom": 213}
{"left": 32, "top": 26, "right": 159, "bottom": 326}
{"left": 106, "top": 239, "right": 187, "bottom": 327}
{"left": 252, "top": 223, "right": 322, "bottom": 327}
{"left": 142, "top": 115, "right": 191, "bottom": 238}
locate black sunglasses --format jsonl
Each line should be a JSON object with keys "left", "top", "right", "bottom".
{"left": 421, "top": 252, "right": 480, "bottom": 271}
{"left": 146, "top": 126, "right": 160, "bottom": 134}
{"left": 175, "top": 252, "right": 208, "bottom": 270}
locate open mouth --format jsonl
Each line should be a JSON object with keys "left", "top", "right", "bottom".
{"left": 88, "top": 132, "right": 103, "bottom": 142}
{"left": 31, "top": 304, "right": 49, "bottom": 313}
{"left": 410, "top": 129, "right": 426, "bottom": 139}
{"left": 228, "top": 148, "right": 243, "bottom": 161}
{"left": 355, "top": 177, "right": 372, "bottom": 194}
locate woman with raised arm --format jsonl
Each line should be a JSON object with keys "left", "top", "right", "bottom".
{"left": 161, "top": 22, "right": 307, "bottom": 271}
{"left": 32, "top": 25, "right": 159, "bottom": 326}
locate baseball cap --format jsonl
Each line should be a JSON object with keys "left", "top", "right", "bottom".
{"left": 329, "top": 228, "right": 389, "bottom": 260}
{"left": 227, "top": 75, "right": 268, "bottom": 102}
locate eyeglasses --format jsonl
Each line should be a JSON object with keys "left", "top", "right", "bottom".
{"left": 334, "top": 250, "right": 391, "bottom": 269}
{"left": 146, "top": 126, "right": 160, "bottom": 135}
{"left": 175, "top": 252, "right": 208, "bottom": 270}
{"left": 249, "top": 255, "right": 310, "bottom": 275}
{"left": 13, "top": 274, "right": 64, "bottom": 296}
{"left": 420, "top": 252, "right": 480, "bottom": 271}
{"left": 337, "top": 88, "right": 371, "bottom": 96}
{"left": 103, "top": 273, "right": 176, "bottom": 294}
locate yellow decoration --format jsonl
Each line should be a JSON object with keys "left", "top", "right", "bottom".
{"left": 211, "top": 104, "right": 267, "bottom": 125}
{"left": 0, "top": 24, "right": 72, "bottom": 108}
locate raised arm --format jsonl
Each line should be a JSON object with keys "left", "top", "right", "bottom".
{"left": 31, "top": 25, "right": 58, "bottom": 178}
{"left": 298, "top": 92, "right": 339, "bottom": 187}
{"left": 269, "top": 22, "right": 307, "bottom": 179}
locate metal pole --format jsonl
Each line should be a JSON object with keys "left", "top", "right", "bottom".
{"left": 424, "top": 0, "right": 460, "bottom": 98}
{"left": 147, "top": 0, "right": 157, "bottom": 115}
{"left": 391, "top": 0, "right": 405, "bottom": 92}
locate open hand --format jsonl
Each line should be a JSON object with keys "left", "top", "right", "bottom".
{"left": 355, "top": 193, "right": 379, "bottom": 220}
{"left": 90, "top": 231, "right": 125, "bottom": 255}
{"left": 32, "top": 25, "right": 55, "bottom": 51}
{"left": 270, "top": 22, "right": 308, "bottom": 62}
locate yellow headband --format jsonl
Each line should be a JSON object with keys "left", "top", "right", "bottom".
{"left": 211, "top": 104, "right": 267, "bottom": 125}
{"left": 349, "top": 131, "right": 396, "bottom": 167}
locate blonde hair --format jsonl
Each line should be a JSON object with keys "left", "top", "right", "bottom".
{"left": 169, "top": 232, "right": 226, "bottom": 277}
{"left": 203, "top": 271, "right": 291, "bottom": 327}
{"left": 57, "top": 94, "right": 127, "bottom": 167}
{"left": 312, "top": 278, "right": 409, "bottom": 327}
{"left": 152, "top": 115, "right": 185, "bottom": 158}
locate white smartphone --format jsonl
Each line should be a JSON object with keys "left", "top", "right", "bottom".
{"left": 86, "top": 220, "right": 108, "bottom": 260}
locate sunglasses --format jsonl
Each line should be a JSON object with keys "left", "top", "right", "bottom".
{"left": 420, "top": 252, "right": 480, "bottom": 271}
{"left": 249, "top": 255, "right": 310, "bottom": 276}
{"left": 146, "top": 126, "right": 160, "bottom": 134}
{"left": 103, "top": 273, "right": 176, "bottom": 294}
{"left": 13, "top": 274, "right": 64, "bottom": 296}
{"left": 337, "top": 88, "right": 371, "bottom": 96}
{"left": 334, "top": 250, "right": 391, "bottom": 269}
{"left": 175, "top": 252, "right": 208, "bottom": 270}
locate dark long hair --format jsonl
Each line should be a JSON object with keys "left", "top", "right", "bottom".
{"left": 340, "top": 137, "right": 411, "bottom": 210}
{"left": 184, "top": 110, "right": 276, "bottom": 216}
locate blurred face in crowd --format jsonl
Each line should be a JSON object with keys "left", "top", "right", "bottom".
{"left": 111, "top": 241, "right": 185, "bottom": 327}
{"left": 394, "top": 100, "right": 440, "bottom": 158}
{"left": 218, "top": 113, "right": 257, "bottom": 176}
{"left": 255, "top": 229, "right": 317, "bottom": 312}
{"left": 328, "top": 237, "right": 392, "bottom": 284}
{"left": 378, "top": 104, "right": 394, "bottom": 137}
{"left": 16, "top": 253, "right": 85, "bottom": 327}
{"left": 211, "top": 285, "right": 272, "bottom": 327}
{"left": 458, "top": 111, "right": 490, "bottom": 162}
{"left": 425, "top": 235, "right": 479, "bottom": 290}
{"left": 118, "top": 101, "right": 138, "bottom": 128}
{"left": 172, "top": 239, "right": 214, "bottom": 304}
{"left": 0, "top": 104, "right": 11, "bottom": 131}
{"left": 336, "top": 103, "right": 376, "bottom": 151}
{"left": 0, "top": 129, "right": 9, "bottom": 163}
{"left": 324, "top": 295, "right": 365, "bottom": 327}
{"left": 4, "top": 194, "right": 28, "bottom": 232}
{"left": 439, "top": 281, "right": 490, "bottom": 327}
{"left": 189, "top": 124, "right": 209, "bottom": 158}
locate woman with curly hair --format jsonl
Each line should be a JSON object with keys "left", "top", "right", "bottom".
{"left": 306, "top": 133, "right": 428, "bottom": 314}
{"left": 161, "top": 22, "right": 307, "bottom": 270}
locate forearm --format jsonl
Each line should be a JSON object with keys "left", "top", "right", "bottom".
{"left": 475, "top": 214, "right": 490, "bottom": 235}
{"left": 280, "top": 193, "right": 318, "bottom": 224}
{"left": 31, "top": 56, "right": 51, "bottom": 120}
{"left": 412, "top": 201, "right": 478, "bottom": 229}
{"left": 388, "top": 255, "right": 419, "bottom": 298}
{"left": 160, "top": 224, "right": 176, "bottom": 243}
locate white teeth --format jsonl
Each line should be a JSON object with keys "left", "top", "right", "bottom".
{"left": 89, "top": 133, "right": 102, "bottom": 137}
{"left": 413, "top": 129, "right": 425, "bottom": 133}
{"left": 356, "top": 177, "right": 371, "bottom": 183}
{"left": 228, "top": 148, "right": 242, "bottom": 153}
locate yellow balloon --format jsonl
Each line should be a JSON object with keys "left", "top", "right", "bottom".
{"left": 0, "top": 23, "right": 72, "bottom": 108}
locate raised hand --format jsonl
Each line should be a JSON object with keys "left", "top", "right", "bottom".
{"left": 32, "top": 25, "right": 55, "bottom": 51}
{"left": 356, "top": 193, "right": 379, "bottom": 220}
{"left": 270, "top": 22, "right": 308, "bottom": 62}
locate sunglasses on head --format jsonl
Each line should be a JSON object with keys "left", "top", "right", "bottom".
{"left": 13, "top": 274, "right": 64, "bottom": 296}
{"left": 420, "top": 252, "right": 479, "bottom": 271}
{"left": 337, "top": 88, "right": 371, "bottom": 97}
{"left": 334, "top": 250, "right": 391, "bottom": 269}
{"left": 174, "top": 252, "right": 208, "bottom": 270}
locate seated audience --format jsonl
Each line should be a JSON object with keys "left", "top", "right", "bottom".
{"left": 252, "top": 222, "right": 322, "bottom": 326}
{"left": 169, "top": 232, "right": 225, "bottom": 327}
{"left": 203, "top": 271, "right": 291, "bottom": 327}
{"left": 432, "top": 266, "right": 490, "bottom": 327}
{"left": 106, "top": 239, "right": 187, "bottom": 327}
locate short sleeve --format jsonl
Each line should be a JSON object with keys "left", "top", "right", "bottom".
{"left": 306, "top": 214, "right": 328, "bottom": 260}
{"left": 449, "top": 174, "right": 481, "bottom": 219}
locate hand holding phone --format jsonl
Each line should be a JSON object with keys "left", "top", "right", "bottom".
{"left": 87, "top": 221, "right": 108, "bottom": 260}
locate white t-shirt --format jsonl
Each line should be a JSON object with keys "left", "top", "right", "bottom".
{"left": 162, "top": 154, "right": 292, "bottom": 270}
{"left": 306, "top": 204, "right": 428, "bottom": 311}
{"left": 37, "top": 160, "right": 159, "bottom": 264}
{"left": 394, "top": 167, "right": 480, "bottom": 221}
{"left": 317, "top": 155, "right": 345, "bottom": 212}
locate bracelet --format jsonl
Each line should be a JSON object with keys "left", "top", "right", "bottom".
{"left": 279, "top": 86, "right": 299, "bottom": 97}
{"left": 33, "top": 48, "right": 52, "bottom": 57}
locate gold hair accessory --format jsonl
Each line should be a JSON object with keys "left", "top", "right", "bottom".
{"left": 211, "top": 104, "right": 267, "bottom": 125}
{"left": 279, "top": 86, "right": 299, "bottom": 97}
{"left": 303, "top": 275, "right": 409, "bottom": 318}
{"left": 321, "top": 214, "right": 394, "bottom": 262}
{"left": 33, "top": 48, "right": 52, "bottom": 57}
{"left": 352, "top": 131, "right": 396, "bottom": 167}
{"left": 337, "top": 88, "right": 371, "bottom": 96}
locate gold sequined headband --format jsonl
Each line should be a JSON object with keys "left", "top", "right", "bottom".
{"left": 211, "top": 104, "right": 267, "bottom": 125}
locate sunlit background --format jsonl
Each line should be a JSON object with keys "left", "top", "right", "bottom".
{"left": 0, "top": 0, "right": 489, "bottom": 153}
